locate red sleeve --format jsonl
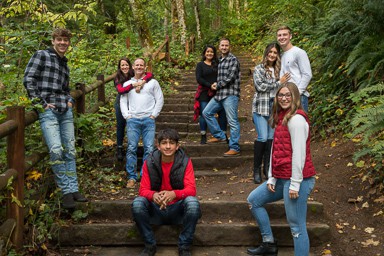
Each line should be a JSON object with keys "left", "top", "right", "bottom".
{"left": 116, "top": 83, "right": 134, "bottom": 95}
{"left": 143, "top": 72, "right": 153, "bottom": 82}
{"left": 138, "top": 161, "right": 156, "bottom": 201}
{"left": 173, "top": 159, "right": 196, "bottom": 200}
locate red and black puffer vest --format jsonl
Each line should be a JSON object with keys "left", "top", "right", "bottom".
{"left": 271, "top": 109, "right": 316, "bottom": 179}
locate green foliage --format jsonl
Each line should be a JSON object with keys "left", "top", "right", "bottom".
{"left": 349, "top": 83, "right": 384, "bottom": 179}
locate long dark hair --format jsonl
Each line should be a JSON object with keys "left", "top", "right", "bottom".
{"left": 270, "top": 82, "right": 303, "bottom": 128}
{"left": 262, "top": 42, "right": 281, "bottom": 79}
{"left": 115, "top": 57, "right": 134, "bottom": 84}
{"left": 201, "top": 45, "right": 218, "bottom": 70}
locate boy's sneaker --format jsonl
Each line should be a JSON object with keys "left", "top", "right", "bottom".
{"left": 140, "top": 244, "right": 156, "bottom": 256}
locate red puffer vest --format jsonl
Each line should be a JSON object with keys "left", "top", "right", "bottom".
{"left": 271, "top": 109, "right": 316, "bottom": 179}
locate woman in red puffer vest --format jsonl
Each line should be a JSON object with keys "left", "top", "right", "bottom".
{"left": 247, "top": 82, "right": 316, "bottom": 256}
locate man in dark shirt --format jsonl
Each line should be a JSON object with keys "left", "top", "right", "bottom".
{"left": 23, "top": 28, "right": 87, "bottom": 209}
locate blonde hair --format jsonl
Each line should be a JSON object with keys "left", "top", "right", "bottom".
{"left": 270, "top": 82, "right": 303, "bottom": 128}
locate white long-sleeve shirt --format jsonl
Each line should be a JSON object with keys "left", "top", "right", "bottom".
{"left": 280, "top": 46, "right": 312, "bottom": 97}
{"left": 120, "top": 78, "right": 164, "bottom": 119}
{"left": 267, "top": 114, "right": 309, "bottom": 192}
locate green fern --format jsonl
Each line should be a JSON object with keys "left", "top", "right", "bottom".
{"left": 350, "top": 83, "right": 384, "bottom": 177}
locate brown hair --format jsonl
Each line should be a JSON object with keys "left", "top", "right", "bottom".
{"left": 52, "top": 28, "right": 72, "bottom": 39}
{"left": 270, "top": 82, "right": 303, "bottom": 128}
{"left": 219, "top": 37, "right": 231, "bottom": 45}
{"left": 276, "top": 25, "right": 292, "bottom": 35}
{"left": 262, "top": 42, "right": 281, "bottom": 79}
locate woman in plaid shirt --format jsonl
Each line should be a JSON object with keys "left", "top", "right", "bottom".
{"left": 252, "top": 42, "right": 290, "bottom": 183}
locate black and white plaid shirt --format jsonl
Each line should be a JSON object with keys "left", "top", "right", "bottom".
{"left": 24, "top": 48, "right": 72, "bottom": 113}
{"left": 215, "top": 52, "right": 241, "bottom": 101}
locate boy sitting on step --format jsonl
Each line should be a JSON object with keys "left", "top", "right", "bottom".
{"left": 132, "top": 128, "right": 201, "bottom": 256}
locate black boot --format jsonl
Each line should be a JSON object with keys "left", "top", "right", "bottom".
{"left": 253, "top": 141, "right": 266, "bottom": 184}
{"left": 116, "top": 146, "right": 124, "bottom": 161}
{"left": 200, "top": 134, "right": 207, "bottom": 144}
{"left": 247, "top": 241, "right": 278, "bottom": 255}
{"left": 263, "top": 139, "right": 273, "bottom": 179}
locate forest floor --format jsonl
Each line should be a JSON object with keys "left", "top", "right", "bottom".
{"left": 75, "top": 81, "right": 384, "bottom": 256}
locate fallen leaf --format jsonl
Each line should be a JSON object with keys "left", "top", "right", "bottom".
{"left": 362, "top": 202, "right": 369, "bottom": 208}
{"left": 331, "top": 141, "right": 337, "bottom": 147}
{"left": 373, "top": 210, "right": 383, "bottom": 217}
{"left": 374, "top": 196, "right": 384, "bottom": 204}
{"left": 347, "top": 162, "right": 353, "bottom": 167}
{"left": 324, "top": 163, "right": 331, "bottom": 168}
{"left": 364, "top": 227, "right": 374, "bottom": 234}
{"left": 361, "top": 238, "right": 380, "bottom": 247}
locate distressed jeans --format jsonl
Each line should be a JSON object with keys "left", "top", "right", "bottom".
{"left": 247, "top": 177, "right": 315, "bottom": 256}
{"left": 132, "top": 196, "right": 201, "bottom": 248}
{"left": 199, "top": 101, "right": 227, "bottom": 133}
{"left": 39, "top": 108, "right": 79, "bottom": 195}
{"left": 126, "top": 117, "right": 155, "bottom": 181}
{"left": 202, "top": 95, "right": 240, "bottom": 152}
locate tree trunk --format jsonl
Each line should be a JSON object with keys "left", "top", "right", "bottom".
{"left": 171, "top": 0, "right": 178, "bottom": 42}
{"left": 128, "top": 0, "right": 154, "bottom": 49}
{"left": 192, "top": 0, "right": 202, "bottom": 40}
{"left": 175, "top": 0, "right": 187, "bottom": 45}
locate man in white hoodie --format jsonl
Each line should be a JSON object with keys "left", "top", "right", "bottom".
{"left": 120, "top": 58, "right": 164, "bottom": 188}
{"left": 277, "top": 26, "right": 312, "bottom": 112}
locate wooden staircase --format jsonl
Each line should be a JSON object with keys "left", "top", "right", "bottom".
{"left": 54, "top": 53, "right": 330, "bottom": 255}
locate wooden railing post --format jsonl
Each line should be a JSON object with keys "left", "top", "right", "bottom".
{"left": 97, "top": 74, "right": 106, "bottom": 103}
{"left": 165, "top": 35, "right": 170, "bottom": 62}
{"left": 76, "top": 83, "right": 86, "bottom": 114}
{"left": 6, "top": 106, "right": 25, "bottom": 250}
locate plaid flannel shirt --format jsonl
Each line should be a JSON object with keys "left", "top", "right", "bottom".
{"left": 252, "top": 64, "right": 280, "bottom": 116}
{"left": 23, "top": 48, "right": 72, "bottom": 113}
{"left": 215, "top": 52, "right": 241, "bottom": 101}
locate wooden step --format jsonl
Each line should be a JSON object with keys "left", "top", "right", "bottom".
{"left": 53, "top": 222, "right": 330, "bottom": 247}
{"left": 76, "top": 200, "right": 325, "bottom": 223}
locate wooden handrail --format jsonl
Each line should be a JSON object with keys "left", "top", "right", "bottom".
{"left": 0, "top": 72, "right": 117, "bottom": 252}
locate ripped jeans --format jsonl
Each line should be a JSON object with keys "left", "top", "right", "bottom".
{"left": 247, "top": 177, "right": 315, "bottom": 256}
{"left": 39, "top": 108, "right": 79, "bottom": 195}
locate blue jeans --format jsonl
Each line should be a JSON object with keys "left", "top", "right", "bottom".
{"left": 126, "top": 117, "right": 156, "bottom": 181}
{"left": 115, "top": 96, "right": 126, "bottom": 147}
{"left": 132, "top": 196, "right": 201, "bottom": 248}
{"left": 253, "top": 113, "right": 274, "bottom": 142}
{"left": 301, "top": 95, "right": 308, "bottom": 112}
{"left": 202, "top": 96, "right": 240, "bottom": 152}
{"left": 247, "top": 177, "right": 316, "bottom": 256}
{"left": 199, "top": 101, "right": 227, "bottom": 133}
{"left": 38, "top": 108, "right": 79, "bottom": 195}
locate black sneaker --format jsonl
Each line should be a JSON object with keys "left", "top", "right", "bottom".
{"left": 62, "top": 193, "right": 75, "bottom": 209}
{"left": 73, "top": 192, "right": 88, "bottom": 202}
{"left": 140, "top": 244, "right": 156, "bottom": 256}
{"left": 179, "top": 248, "right": 191, "bottom": 256}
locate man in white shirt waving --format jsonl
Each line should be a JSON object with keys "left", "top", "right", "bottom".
{"left": 277, "top": 26, "right": 312, "bottom": 112}
{"left": 120, "top": 58, "right": 164, "bottom": 188}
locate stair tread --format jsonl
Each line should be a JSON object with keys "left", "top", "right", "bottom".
{"left": 59, "top": 245, "right": 316, "bottom": 256}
